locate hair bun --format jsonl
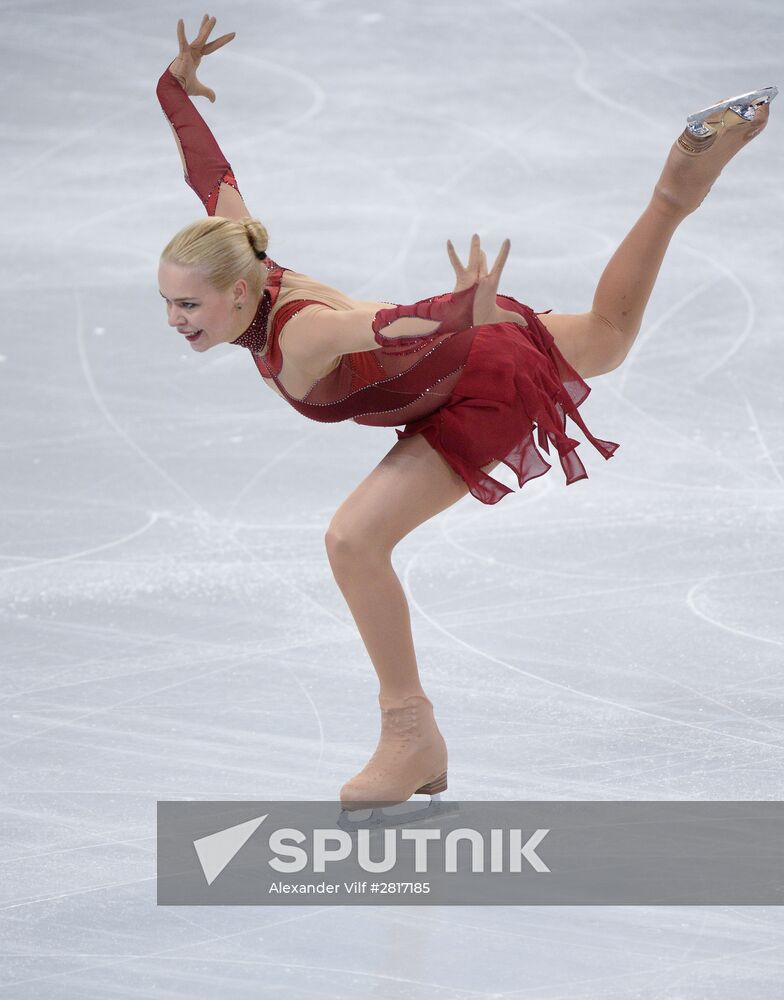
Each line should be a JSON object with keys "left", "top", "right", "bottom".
{"left": 242, "top": 218, "right": 269, "bottom": 260}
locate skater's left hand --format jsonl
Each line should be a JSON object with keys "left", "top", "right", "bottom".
{"left": 168, "top": 14, "right": 235, "bottom": 103}
{"left": 447, "top": 234, "right": 511, "bottom": 325}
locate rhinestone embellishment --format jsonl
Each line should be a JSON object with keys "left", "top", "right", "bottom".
{"left": 231, "top": 260, "right": 276, "bottom": 355}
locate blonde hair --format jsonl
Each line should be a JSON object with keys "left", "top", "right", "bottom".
{"left": 160, "top": 216, "right": 270, "bottom": 299}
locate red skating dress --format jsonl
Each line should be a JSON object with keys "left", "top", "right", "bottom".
{"left": 157, "top": 65, "right": 620, "bottom": 505}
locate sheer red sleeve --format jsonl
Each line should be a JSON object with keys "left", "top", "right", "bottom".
{"left": 371, "top": 285, "right": 478, "bottom": 356}
{"left": 156, "top": 64, "right": 242, "bottom": 217}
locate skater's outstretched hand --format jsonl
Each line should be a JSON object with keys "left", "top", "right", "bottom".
{"left": 168, "top": 14, "right": 235, "bottom": 103}
{"left": 447, "top": 234, "right": 511, "bottom": 326}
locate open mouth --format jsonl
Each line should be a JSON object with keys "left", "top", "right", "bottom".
{"left": 183, "top": 330, "right": 203, "bottom": 342}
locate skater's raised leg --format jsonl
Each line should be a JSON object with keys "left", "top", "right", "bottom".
{"left": 593, "top": 97, "right": 772, "bottom": 362}
{"left": 538, "top": 95, "right": 773, "bottom": 378}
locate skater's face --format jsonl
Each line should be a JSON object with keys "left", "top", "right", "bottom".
{"left": 158, "top": 261, "right": 263, "bottom": 353}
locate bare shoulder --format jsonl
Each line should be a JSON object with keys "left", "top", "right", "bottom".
{"left": 276, "top": 267, "right": 390, "bottom": 314}
{"left": 273, "top": 269, "right": 391, "bottom": 374}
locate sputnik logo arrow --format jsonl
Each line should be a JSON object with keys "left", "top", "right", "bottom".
{"left": 193, "top": 815, "right": 268, "bottom": 885}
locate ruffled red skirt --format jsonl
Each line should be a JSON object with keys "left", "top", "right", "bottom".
{"left": 395, "top": 304, "right": 620, "bottom": 505}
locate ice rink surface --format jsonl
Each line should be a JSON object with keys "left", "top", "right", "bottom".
{"left": 2, "top": 0, "right": 783, "bottom": 995}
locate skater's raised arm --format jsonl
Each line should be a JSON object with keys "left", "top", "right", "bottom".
{"left": 156, "top": 15, "right": 249, "bottom": 219}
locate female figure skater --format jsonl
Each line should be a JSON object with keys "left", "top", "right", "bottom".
{"left": 156, "top": 16, "right": 776, "bottom": 816}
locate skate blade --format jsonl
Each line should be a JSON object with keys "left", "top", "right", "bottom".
{"left": 687, "top": 85, "right": 778, "bottom": 129}
{"left": 337, "top": 795, "right": 461, "bottom": 834}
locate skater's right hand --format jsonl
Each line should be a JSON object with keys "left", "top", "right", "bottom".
{"left": 168, "top": 14, "right": 235, "bottom": 103}
{"left": 447, "top": 234, "right": 511, "bottom": 326}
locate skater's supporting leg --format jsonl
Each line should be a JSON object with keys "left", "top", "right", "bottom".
{"left": 326, "top": 552, "right": 427, "bottom": 702}
{"left": 326, "top": 434, "right": 498, "bottom": 702}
